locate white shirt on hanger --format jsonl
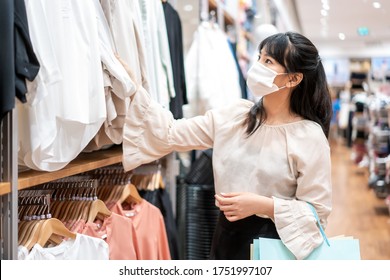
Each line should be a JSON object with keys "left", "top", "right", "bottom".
{"left": 100, "top": 0, "right": 150, "bottom": 92}
{"left": 137, "top": 0, "right": 176, "bottom": 108}
{"left": 19, "top": 0, "right": 135, "bottom": 171}
{"left": 24, "top": 233, "right": 109, "bottom": 260}
{"left": 184, "top": 22, "right": 242, "bottom": 118}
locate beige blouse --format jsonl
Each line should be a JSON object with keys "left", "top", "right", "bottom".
{"left": 122, "top": 87, "right": 332, "bottom": 260}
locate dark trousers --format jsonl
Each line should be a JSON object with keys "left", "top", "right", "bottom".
{"left": 209, "top": 212, "right": 280, "bottom": 260}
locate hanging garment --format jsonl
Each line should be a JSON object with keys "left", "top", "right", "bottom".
{"left": 100, "top": 0, "right": 150, "bottom": 93}
{"left": 18, "top": 0, "right": 135, "bottom": 171}
{"left": 110, "top": 199, "right": 171, "bottom": 260}
{"left": 87, "top": 0, "right": 154, "bottom": 152}
{"left": 0, "top": 1, "right": 15, "bottom": 120}
{"left": 139, "top": 188, "right": 179, "bottom": 260}
{"left": 227, "top": 40, "right": 248, "bottom": 99}
{"left": 18, "top": 245, "right": 29, "bottom": 260}
{"left": 14, "top": 0, "right": 40, "bottom": 104}
{"left": 137, "top": 0, "right": 176, "bottom": 108}
{"left": 162, "top": 1, "right": 188, "bottom": 119}
{"left": 184, "top": 22, "right": 242, "bottom": 117}
{"left": 82, "top": 212, "right": 140, "bottom": 260}
{"left": 84, "top": 0, "right": 138, "bottom": 152}
{"left": 25, "top": 233, "right": 109, "bottom": 260}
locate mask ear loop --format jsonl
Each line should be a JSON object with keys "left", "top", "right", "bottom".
{"left": 274, "top": 73, "right": 289, "bottom": 90}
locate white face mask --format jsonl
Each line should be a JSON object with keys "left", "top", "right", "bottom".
{"left": 246, "top": 62, "right": 287, "bottom": 98}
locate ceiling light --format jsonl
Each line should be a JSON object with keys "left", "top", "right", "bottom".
{"left": 321, "top": 9, "right": 328, "bottom": 16}
{"left": 338, "top": 33, "right": 346, "bottom": 40}
{"left": 373, "top": 2, "right": 381, "bottom": 8}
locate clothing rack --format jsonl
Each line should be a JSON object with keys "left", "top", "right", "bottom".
{"left": 1, "top": 146, "right": 178, "bottom": 259}
{"left": 1, "top": 0, "right": 190, "bottom": 260}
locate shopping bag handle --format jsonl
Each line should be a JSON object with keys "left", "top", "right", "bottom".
{"left": 307, "top": 202, "right": 330, "bottom": 246}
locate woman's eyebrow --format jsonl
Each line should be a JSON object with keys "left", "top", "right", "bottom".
{"left": 260, "top": 50, "right": 271, "bottom": 57}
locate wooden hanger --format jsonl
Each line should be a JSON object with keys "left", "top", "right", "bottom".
{"left": 151, "top": 171, "right": 165, "bottom": 190}
{"left": 67, "top": 200, "right": 91, "bottom": 230}
{"left": 36, "top": 218, "right": 77, "bottom": 247}
{"left": 87, "top": 199, "right": 112, "bottom": 223}
{"left": 97, "top": 183, "right": 112, "bottom": 202}
{"left": 119, "top": 184, "right": 143, "bottom": 205}
{"left": 59, "top": 201, "right": 76, "bottom": 222}
{"left": 23, "top": 220, "right": 45, "bottom": 251}
{"left": 103, "top": 184, "right": 121, "bottom": 204}
{"left": 18, "top": 220, "right": 37, "bottom": 246}
{"left": 79, "top": 200, "right": 93, "bottom": 222}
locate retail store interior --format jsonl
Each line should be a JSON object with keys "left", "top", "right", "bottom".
{"left": 174, "top": 0, "right": 390, "bottom": 260}
{"left": 1, "top": 0, "right": 389, "bottom": 261}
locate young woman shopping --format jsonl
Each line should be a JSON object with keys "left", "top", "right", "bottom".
{"left": 120, "top": 32, "right": 333, "bottom": 260}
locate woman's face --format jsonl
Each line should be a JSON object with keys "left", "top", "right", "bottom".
{"left": 258, "top": 48, "right": 290, "bottom": 89}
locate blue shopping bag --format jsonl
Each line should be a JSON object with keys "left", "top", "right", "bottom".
{"left": 257, "top": 236, "right": 361, "bottom": 260}
{"left": 254, "top": 203, "right": 361, "bottom": 260}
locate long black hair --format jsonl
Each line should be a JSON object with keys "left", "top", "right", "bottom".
{"left": 244, "top": 32, "right": 332, "bottom": 137}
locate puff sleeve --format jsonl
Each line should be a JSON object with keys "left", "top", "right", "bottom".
{"left": 273, "top": 125, "right": 332, "bottom": 260}
{"left": 122, "top": 87, "right": 216, "bottom": 171}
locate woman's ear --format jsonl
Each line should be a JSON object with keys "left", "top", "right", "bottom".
{"left": 286, "top": 73, "right": 303, "bottom": 87}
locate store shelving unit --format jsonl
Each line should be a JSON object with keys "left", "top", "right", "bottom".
{"left": 0, "top": 145, "right": 122, "bottom": 196}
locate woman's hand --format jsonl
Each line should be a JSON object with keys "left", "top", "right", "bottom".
{"left": 215, "top": 192, "right": 274, "bottom": 222}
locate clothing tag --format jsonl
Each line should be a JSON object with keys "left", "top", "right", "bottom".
{"left": 125, "top": 212, "right": 135, "bottom": 217}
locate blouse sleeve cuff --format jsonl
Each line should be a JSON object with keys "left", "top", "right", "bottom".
{"left": 122, "top": 87, "right": 172, "bottom": 171}
{"left": 273, "top": 196, "right": 324, "bottom": 260}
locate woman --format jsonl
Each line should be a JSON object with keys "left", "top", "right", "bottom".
{"left": 121, "top": 32, "right": 333, "bottom": 260}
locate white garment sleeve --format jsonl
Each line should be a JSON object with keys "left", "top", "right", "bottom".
{"left": 24, "top": 0, "right": 62, "bottom": 104}
{"left": 273, "top": 130, "right": 332, "bottom": 260}
{"left": 93, "top": 0, "right": 136, "bottom": 99}
{"left": 122, "top": 87, "right": 215, "bottom": 171}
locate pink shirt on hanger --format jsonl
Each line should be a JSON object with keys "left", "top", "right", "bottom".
{"left": 110, "top": 199, "right": 171, "bottom": 260}
{"left": 81, "top": 212, "right": 140, "bottom": 260}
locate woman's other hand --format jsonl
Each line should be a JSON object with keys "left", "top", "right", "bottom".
{"left": 215, "top": 192, "right": 274, "bottom": 222}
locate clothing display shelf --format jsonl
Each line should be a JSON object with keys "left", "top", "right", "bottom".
{"left": 0, "top": 145, "right": 122, "bottom": 196}
{"left": 1, "top": 115, "right": 123, "bottom": 260}
{"left": 1, "top": 131, "right": 179, "bottom": 260}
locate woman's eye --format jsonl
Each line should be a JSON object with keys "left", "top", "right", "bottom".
{"left": 265, "top": 59, "right": 272, "bottom": 64}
